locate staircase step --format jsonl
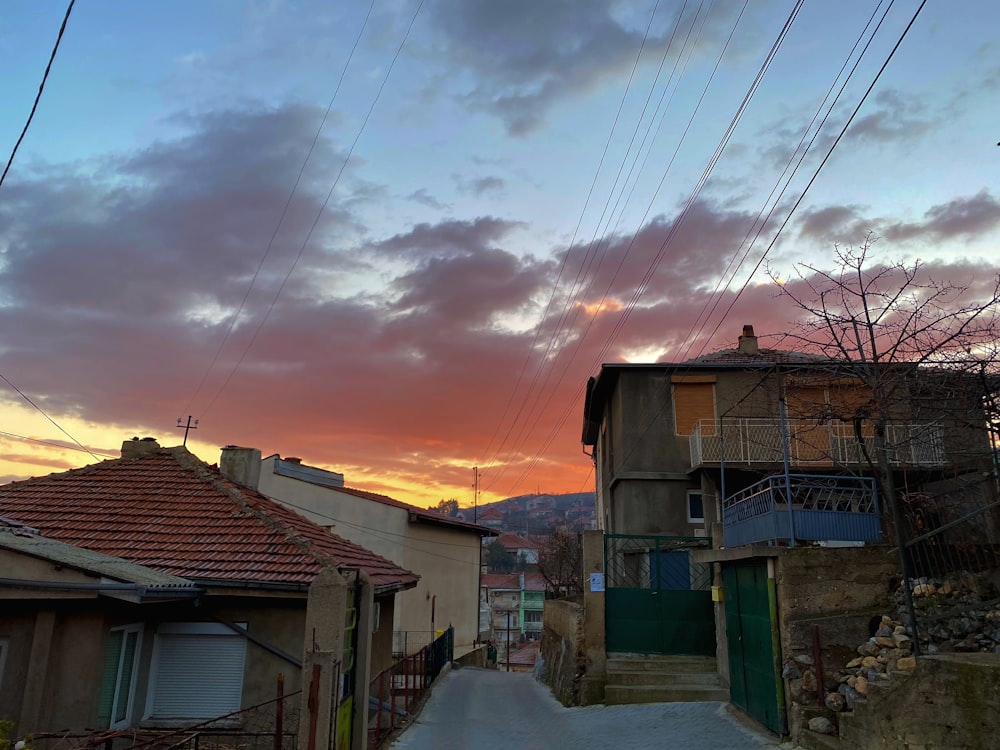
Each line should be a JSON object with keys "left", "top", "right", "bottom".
{"left": 604, "top": 684, "right": 729, "bottom": 704}
{"left": 605, "top": 670, "right": 721, "bottom": 687}
{"left": 796, "top": 729, "right": 844, "bottom": 750}
{"left": 606, "top": 655, "right": 718, "bottom": 673}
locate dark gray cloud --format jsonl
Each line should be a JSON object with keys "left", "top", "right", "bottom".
{"left": 454, "top": 175, "right": 506, "bottom": 197}
{"left": 425, "top": 0, "right": 738, "bottom": 135}
{"left": 884, "top": 190, "right": 1000, "bottom": 243}
{"left": 407, "top": 188, "right": 449, "bottom": 210}
{"left": 796, "top": 204, "right": 873, "bottom": 244}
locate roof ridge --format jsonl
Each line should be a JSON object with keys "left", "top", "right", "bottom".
{"left": 168, "top": 447, "right": 342, "bottom": 573}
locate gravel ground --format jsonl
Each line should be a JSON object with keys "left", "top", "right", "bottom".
{"left": 390, "top": 667, "right": 781, "bottom": 750}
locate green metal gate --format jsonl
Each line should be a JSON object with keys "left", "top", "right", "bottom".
{"left": 722, "top": 560, "right": 783, "bottom": 734}
{"left": 604, "top": 535, "right": 715, "bottom": 655}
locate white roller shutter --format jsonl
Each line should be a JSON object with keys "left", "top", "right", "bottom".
{"left": 148, "top": 624, "right": 247, "bottom": 719}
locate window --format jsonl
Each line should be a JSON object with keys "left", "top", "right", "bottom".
{"left": 146, "top": 623, "right": 246, "bottom": 721}
{"left": 687, "top": 491, "right": 705, "bottom": 523}
{"left": 98, "top": 624, "right": 143, "bottom": 728}
{"left": 671, "top": 376, "right": 716, "bottom": 435}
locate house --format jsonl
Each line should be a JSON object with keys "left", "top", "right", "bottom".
{"left": 480, "top": 571, "right": 546, "bottom": 668}
{"left": 476, "top": 506, "right": 506, "bottom": 531}
{"left": 0, "top": 439, "right": 418, "bottom": 749}
{"left": 494, "top": 532, "right": 540, "bottom": 565}
{"left": 580, "top": 325, "right": 997, "bottom": 736}
{"left": 252, "top": 453, "right": 494, "bottom": 655}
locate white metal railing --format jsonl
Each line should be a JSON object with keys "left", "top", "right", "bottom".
{"left": 690, "top": 418, "right": 946, "bottom": 468}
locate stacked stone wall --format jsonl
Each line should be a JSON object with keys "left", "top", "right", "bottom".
{"left": 538, "top": 599, "right": 585, "bottom": 706}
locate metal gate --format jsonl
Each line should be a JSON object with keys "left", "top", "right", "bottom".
{"left": 604, "top": 534, "right": 714, "bottom": 655}
{"left": 722, "top": 560, "right": 782, "bottom": 734}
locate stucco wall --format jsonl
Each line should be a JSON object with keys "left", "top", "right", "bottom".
{"left": 258, "top": 460, "right": 483, "bottom": 649}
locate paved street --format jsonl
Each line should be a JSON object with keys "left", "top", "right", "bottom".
{"left": 391, "top": 667, "right": 779, "bottom": 750}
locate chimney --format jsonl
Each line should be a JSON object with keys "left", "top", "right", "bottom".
{"left": 738, "top": 324, "right": 759, "bottom": 356}
{"left": 121, "top": 437, "right": 160, "bottom": 459}
{"left": 220, "top": 445, "right": 262, "bottom": 489}
{"left": 284, "top": 457, "right": 302, "bottom": 464}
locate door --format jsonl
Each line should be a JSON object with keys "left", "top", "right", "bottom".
{"left": 723, "top": 560, "right": 782, "bottom": 733}
{"left": 605, "top": 535, "right": 715, "bottom": 655}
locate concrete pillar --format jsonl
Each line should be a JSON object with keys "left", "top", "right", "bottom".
{"left": 20, "top": 610, "right": 56, "bottom": 732}
{"left": 299, "top": 569, "right": 348, "bottom": 750}
{"left": 580, "top": 530, "right": 606, "bottom": 705}
{"left": 350, "top": 572, "right": 375, "bottom": 750}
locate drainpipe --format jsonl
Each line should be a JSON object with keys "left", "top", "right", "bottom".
{"left": 778, "top": 373, "right": 797, "bottom": 547}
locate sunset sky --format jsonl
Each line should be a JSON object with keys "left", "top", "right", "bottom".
{"left": 1, "top": 0, "right": 998, "bottom": 508}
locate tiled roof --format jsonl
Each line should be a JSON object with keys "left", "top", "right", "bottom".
{"left": 0, "top": 447, "right": 418, "bottom": 593}
{"left": 480, "top": 573, "right": 520, "bottom": 589}
{"left": 0, "top": 524, "right": 200, "bottom": 590}
{"left": 495, "top": 532, "right": 540, "bottom": 550}
{"left": 507, "top": 641, "right": 539, "bottom": 667}
{"left": 681, "top": 347, "right": 837, "bottom": 366}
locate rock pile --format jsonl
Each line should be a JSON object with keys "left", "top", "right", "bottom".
{"left": 893, "top": 572, "right": 1000, "bottom": 654}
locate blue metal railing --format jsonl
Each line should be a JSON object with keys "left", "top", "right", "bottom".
{"left": 722, "top": 474, "right": 881, "bottom": 547}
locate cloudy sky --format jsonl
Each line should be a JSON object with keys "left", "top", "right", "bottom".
{"left": 1, "top": 0, "right": 997, "bottom": 507}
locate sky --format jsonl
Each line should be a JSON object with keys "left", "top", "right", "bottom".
{"left": 1, "top": 0, "right": 998, "bottom": 508}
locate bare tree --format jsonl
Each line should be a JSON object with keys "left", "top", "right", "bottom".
{"left": 537, "top": 527, "right": 583, "bottom": 598}
{"left": 769, "top": 234, "right": 1000, "bottom": 648}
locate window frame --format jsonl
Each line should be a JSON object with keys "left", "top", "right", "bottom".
{"left": 104, "top": 623, "right": 144, "bottom": 729}
{"left": 687, "top": 490, "right": 705, "bottom": 524}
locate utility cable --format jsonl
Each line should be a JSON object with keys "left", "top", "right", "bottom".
{"left": 0, "top": 372, "right": 99, "bottom": 460}
{"left": 0, "top": 0, "right": 76, "bottom": 191}
{"left": 0, "top": 430, "right": 116, "bottom": 458}
{"left": 183, "top": 0, "right": 377, "bottom": 416}
{"left": 198, "top": 0, "right": 425, "bottom": 419}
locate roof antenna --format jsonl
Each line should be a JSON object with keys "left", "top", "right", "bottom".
{"left": 176, "top": 416, "right": 199, "bottom": 447}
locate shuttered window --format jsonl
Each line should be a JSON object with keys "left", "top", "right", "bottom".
{"left": 672, "top": 378, "right": 716, "bottom": 436}
{"left": 147, "top": 623, "right": 246, "bottom": 720}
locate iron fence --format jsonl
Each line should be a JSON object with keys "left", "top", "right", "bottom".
{"left": 900, "top": 473, "right": 1000, "bottom": 648}
{"left": 368, "top": 626, "right": 453, "bottom": 749}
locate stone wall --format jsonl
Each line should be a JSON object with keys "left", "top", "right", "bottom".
{"left": 539, "top": 599, "right": 584, "bottom": 706}
{"left": 775, "top": 546, "right": 900, "bottom": 740}
{"left": 836, "top": 654, "right": 1000, "bottom": 749}
{"left": 453, "top": 645, "right": 489, "bottom": 669}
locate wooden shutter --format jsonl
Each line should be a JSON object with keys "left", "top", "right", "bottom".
{"left": 672, "top": 378, "right": 716, "bottom": 435}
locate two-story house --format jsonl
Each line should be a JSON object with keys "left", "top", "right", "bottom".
{"left": 581, "top": 325, "right": 996, "bottom": 735}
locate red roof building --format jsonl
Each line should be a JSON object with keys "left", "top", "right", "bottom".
{"left": 0, "top": 439, "right": 417, "bottom": 593}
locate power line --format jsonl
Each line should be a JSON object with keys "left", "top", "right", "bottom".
{"left": 181, "top": 0, "right": 378, "bottom": 416}
{"left": 0, "top": 429, "right": 116, "bottom": 458}
{"left": 0, "top": 371, "right": 99, "bottom": 460}
{"left": 197, "top": 0, "right": 426, "bottom": 419}
{"left": 0, "top": 0, "right": 76, "bottom": 191}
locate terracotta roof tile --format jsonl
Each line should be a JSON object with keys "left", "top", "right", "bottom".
{"left": 0, "top": 447, "right": 417, "bottom": 593}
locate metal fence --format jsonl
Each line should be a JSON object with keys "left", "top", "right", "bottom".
{"left": 391, "top": 630, "right": 439, "bottom": 660}
{"left": 35, "top": 677, "right": 300, "bottom": 750}
{"left": 900, "top": 474, "right": 1000, "bottom": 646}
{"left": 604, "top": 535, "right": 712, "bottom": 591}
{"left": 368, "top": 626, "right": 453, "bottom": 749}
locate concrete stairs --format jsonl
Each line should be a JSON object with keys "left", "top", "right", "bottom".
{"left": 604, "top": 654, "right": 729, "bottom": 704}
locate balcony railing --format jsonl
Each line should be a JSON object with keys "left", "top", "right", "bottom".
{"left": 523, "top": 621, "right": 543, "bottom": 633}
{"left": 722, "top": 474, "right": 881, "bottom": 547}
{"left": 690, "top": 418, "right": 946, "bottom": 468}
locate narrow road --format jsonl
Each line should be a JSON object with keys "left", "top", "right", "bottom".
{"left": 390, "top": 667, "right": 778, "bottom": 750}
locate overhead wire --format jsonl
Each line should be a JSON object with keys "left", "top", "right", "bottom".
{"left": 487, "top": 0, "right": 757, "bottom": 494}
{"left": 182, "top": 0, "right": 378, "bottom": 416}
{"left": 0, "top": 430, "right": 116, "bottom": 458}
{"left": 0, "top": 372, "right": 99, "bottom": 460}
{"left": 197, "top": 0, "right": 425, "bottom": 419}
{"left": 476, "top": 0, "right": 666, "bottom": 476}
{"left": 0, "top": 0, "right": 76, "bottom": 191}
{"left": 590, "top": 0, "right": 928, "bottom": 484}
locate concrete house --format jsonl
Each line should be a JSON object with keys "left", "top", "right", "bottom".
{"left": 252, "top": 453, "right": 494, "bottom": 656}
{"left": 578, "top": 326, "right": 997, "bottom": 736}
{"left": 0, "top": 439, "right": 418, "bottom": 749}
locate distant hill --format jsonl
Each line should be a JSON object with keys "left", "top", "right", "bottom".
{"left": 456, "top": 491, "right": 596, "bottom": 534}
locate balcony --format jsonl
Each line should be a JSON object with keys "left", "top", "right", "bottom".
{"left": 523, "top": 621, "right": 543, "bottom": 634}
{"left": 722, "top": 474, "right": 881, "bottom": 547}
{"left": 690, "top": 418, "right": 946, "bottom": 469}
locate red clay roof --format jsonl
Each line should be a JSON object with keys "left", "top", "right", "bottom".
{"left": 0, "top": 447, "right": 418, "bottom": 593}
{"left": 495, "top": 532, "right": 540, "bottom": 550}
